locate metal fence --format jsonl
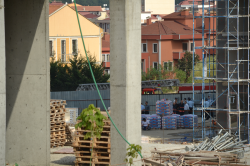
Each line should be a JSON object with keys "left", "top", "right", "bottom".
{"left": 51, "top": 90, "right": 215, "bottom": 116}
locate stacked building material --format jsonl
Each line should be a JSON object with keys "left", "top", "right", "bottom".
{"left": 148, "top": 115, "right": 161, "bottom": 129}
{"left": 50, "top": 99, "right": 67, "bottom": 148}
{"left": 150, "top": 150, "right": 248, "bottom": 166}
{"left": 187, "top": 129, "right": 249, "bottom": 156}
{"left": 177, "top": 114, "right": 198, "bottom": 129}
{"left": 65, "top": 125, "right": 73, "bottom": 146}
{"left": 183, "top": 114, "right": 198, "bottom": 128}
{"left": 156, "top": 99, "right": 173, "bottom": 116}
{"left": 162, "top": 115, "right": 178, "bottom": 130}
{"left": 72, "top": 118, "right": 111, "bottom": 166}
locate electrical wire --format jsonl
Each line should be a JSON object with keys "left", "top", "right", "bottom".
{"left": 72, "top": 0, "right": 143, "bottom": 159}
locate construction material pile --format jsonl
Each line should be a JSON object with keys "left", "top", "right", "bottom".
{"left": 72, "top": 117, "right": 111, "bottom": 166}
{"left": 141, "top": 114, "right": 161, "bottom": 129}
{"left": 150, "top": 150, "right": 248, "bottom": 166}
{"left": 178, "top": 114, "right": 198, "bottom": 129}
{"left": 162, "top": 115, "right": 177, "bottom": 130}
{"left": 50, "top": 99, "right": 67, "bottom": 148}
{"left": 156, "top": 99, "right": 173, "bottom": 115}
{"left": 186, "top": 129, "right": 249, "bottom": 155}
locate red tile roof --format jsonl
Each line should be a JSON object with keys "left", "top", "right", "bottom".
{"left": 49, "top": 4, "right": 63, "bottom": 15}
{"left": 71, "top": 6, "right": 102, "bottom": 12}
{"left": 50, "top": 1, "right": 64, "bottom": 6}
{"left": 141, "top": 21, "right": 199, "bottom": 35}
{"left": 163, "top": 11, "right": 194, "bottom": 19}
{"left": 81, "top": 13, "right": 99, "bottom": 19}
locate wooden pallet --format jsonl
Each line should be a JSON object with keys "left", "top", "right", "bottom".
{"left": 73, "top": 119, "right": 111, "bottom": 166}
{"left": 50, "top": 99, "right": 67, "bottom": 148}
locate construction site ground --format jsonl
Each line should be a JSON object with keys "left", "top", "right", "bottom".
{"left": 50, "top": 117, "right": 250, "bottom": 165}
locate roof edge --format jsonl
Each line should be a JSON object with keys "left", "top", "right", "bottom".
{"left": 49, "top": 3, "right": 68, "bottom": 17}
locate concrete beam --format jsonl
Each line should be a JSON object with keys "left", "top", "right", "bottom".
{"left": 0, "top": 0, "right": 6, "bottom": 165}
{"left": 5, "top": 0, "right": 50, "bottom": 165}
{"left": 110, "top": 0, "right": 141, "bottom": 165}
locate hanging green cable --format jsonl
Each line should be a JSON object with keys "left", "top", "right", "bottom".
{"left": 73, "top": 0, "right": 143, "bottom": 159}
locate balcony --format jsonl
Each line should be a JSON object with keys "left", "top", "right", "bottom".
{"left": 102, "top": 61, "right": 110, "bottom": 68}
{"left": 173, "top": 52, "right": 185, "bottom": 60}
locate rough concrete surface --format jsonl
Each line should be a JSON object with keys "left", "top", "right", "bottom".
{"left": 5, "top": 0, "right": 50, "bottom": 165}
{"left": 0, "top": 0, "right": 5, "bottom": 165}
{"left": 110, "top": 0, "right": 141, "bottom": 165}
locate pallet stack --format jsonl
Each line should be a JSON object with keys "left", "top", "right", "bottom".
{"left": 72, "top": 117, "right": 111, "bottom": 166}
{"left": 50, "top": 99, "right": 67, "bottom": 148}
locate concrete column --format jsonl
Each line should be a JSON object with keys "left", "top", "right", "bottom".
{"left": 5, "top": 0, "right": 50, "bottom": 165}
{"left": 0, "top": 0, "right": 6, "bottom": 165}
{"left": 110, "top": 0, "right": 141, "bottom": 165}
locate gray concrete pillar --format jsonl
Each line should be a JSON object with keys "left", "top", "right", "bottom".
{"left": 5, "top": 0, "right": 50, "bottom": 165}
{"left": 0, "top": 0, "right": 6, "bottom": 165}
{"left": 110, "top": 0, "right": 141, "bottom": 165}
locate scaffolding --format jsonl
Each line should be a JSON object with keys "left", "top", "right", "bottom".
{"left": 192, "top": 0, "right": 250, "bottom": 143}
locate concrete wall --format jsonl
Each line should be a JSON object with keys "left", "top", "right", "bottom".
{"left": 5, "top": 0, "right": 50, "bottom": 165}
{"left": 110, "top": 0, "right": 141, "bottom": 165}
{"left": 0, "top": 0, "right": 6, "bottom": 165}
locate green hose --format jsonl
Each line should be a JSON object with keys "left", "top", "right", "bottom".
{"left": 73, "top": 0, "right": 143, "bottom": 158}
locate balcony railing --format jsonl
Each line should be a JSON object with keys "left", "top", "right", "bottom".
{"left": 58, "top": 53, "right": 77, "bottom": 63}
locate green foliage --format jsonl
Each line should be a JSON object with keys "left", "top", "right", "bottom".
{"left": 125, "top": 144, "right": 142, "bottom": 166}
{"left": 50, "top": 53, "right": 110, "bottom": 91}
{"left": 193, "top": 55, "right": 217, "bottom": 83}
{"left": 142, "top": 64, "right": 171, "bottom": 81}
{"left": 175, "top": 51, "right": 200, "bottom": 83}
{"left": 56, "top": 0, "right": 110, "bottom": 7}
{"left": 75, "top": 104, "right": 107, "bottom": 139}
{"left": 175, "top": 0, "right": 184, "bottom": 5}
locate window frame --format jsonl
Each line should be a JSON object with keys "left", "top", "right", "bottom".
{"left": 163, "top": 61, "right": 173, "bottom": 71}
{"left": 182, "top": 42, "right": 188, "bottom": 52}
{"left": 190, "top": 42, "right": 194, "bottom": 52}
{"left": 153, "top": 43, "right": 158, "bottom": 53}
{"left": 61, "top": 39, "right": 66, "bottom": 62}
{"left": 153, "top": 62, "right": 158, "bottom": 70}
{"left": 72, "top": 39, "right": 78, "bottom": 55}
{"left": 49, "top": 40, "right": 54, "bottom": 57}
{"left": 102, "top": 54, "right": 110, "bottom": 62}
{"left": 142, "top": 43, "right": 147, "bottom": 53}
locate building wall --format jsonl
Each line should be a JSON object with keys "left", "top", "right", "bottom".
{"left": 49, "top": 5, "right": 102, "bottom": 62}
{"left": 145, "top": 0, "right": 175, "bottom": 14}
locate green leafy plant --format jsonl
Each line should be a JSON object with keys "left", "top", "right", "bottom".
{"left": 125, "top": 144, "right": 142, "bottom": 166}
{"left": 75, "top": 104, "right": 107, "bottom": 139}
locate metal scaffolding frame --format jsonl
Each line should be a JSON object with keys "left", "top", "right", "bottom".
{"left": 192, "top": 0, "right": 250, "bottom": 143}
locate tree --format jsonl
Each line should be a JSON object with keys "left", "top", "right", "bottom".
{"left": 141, "top": 64, "right": 172, "bottom": 81}
{"left": 175, "top": 51, "right": 200, "bottom": 83}
{"left": 50, "top": 54, "right": 110, "bottom": 92}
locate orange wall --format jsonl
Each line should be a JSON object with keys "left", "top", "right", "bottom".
{"left": 49, "top": 5, "right": 103, "bottom": 62}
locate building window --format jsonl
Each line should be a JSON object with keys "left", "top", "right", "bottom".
{"left": 104, "top": 69, "right": 110, "bottom": 74}
{"left": 182, "top": 43, "right": 188, "bottom": 52}
{"left": 141, "top": 60, "right": 145, "bottom": 72}
{"left": 72, "top": 39, "right": 78, "bottom": 55}
{"left": 102, "top": 54, "right": 110, "bottom": 62}
{"left": 164, "top": 62, "right": 173, "bottom": 71}
{"left": 153, "top": 62, "right": 158, "bottom": 69}
{"left": 168, "top": 62, "right": 173, "bottom": 71}
{"left": 61, "top": 40, "right": 66, "bottom": 62}
{"left": 142, "top": 43, "right": 147, "bottom": 53}
{"left": 190, "top": 43, "right": 194, "bottom": 51}
{"left": 153, "top": 43, "right": 158, "bottom": 53}
{"left": 49, "top": 40, "right": 53, "bottom": 57}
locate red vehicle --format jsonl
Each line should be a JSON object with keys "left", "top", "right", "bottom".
{"left": 178, "top": 83, "right": 216, "bottom": 93}
{"left": 141, "top": 88, "right": 163, "bottom": 95}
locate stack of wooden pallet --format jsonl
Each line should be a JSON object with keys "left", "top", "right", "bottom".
{"left": 72, "top": 118, "right": 111, "bottom": 166}
{"left": 50, "top": 99, "right": 67, "bottom": 148}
